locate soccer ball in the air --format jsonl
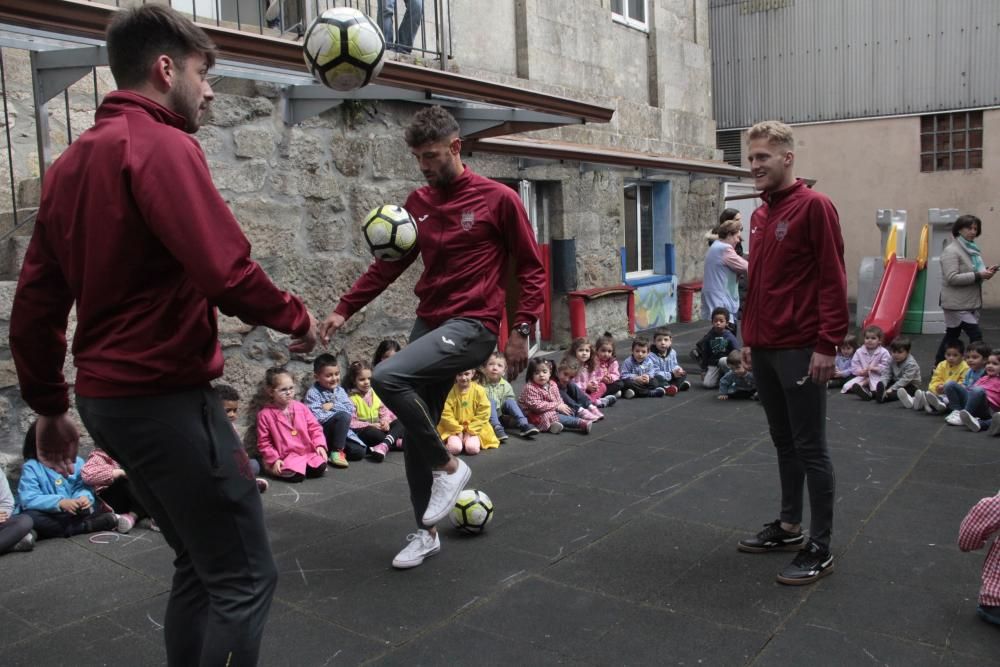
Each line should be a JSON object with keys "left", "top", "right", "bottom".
{"left": 362, "top": 205, "right": 418, "bottom": 261}
{"left": 302, "top": 7, "right": 386, "bottom": 91}
{"left": 450, "top": 489, "right": 494, "bottom": 534}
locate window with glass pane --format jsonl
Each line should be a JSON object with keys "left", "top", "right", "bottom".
{"left": 920, "top": 110, "right": 984, "bottom": 173}
{"left": 624, "top": 184, "right": 654, "bottom": 275}
{"left": 612, "top": 0, "right": 647, "bottom": 29}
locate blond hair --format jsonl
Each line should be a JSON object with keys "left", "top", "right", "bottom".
{"left": 747, "top": 120, "right": 794, "bottom": 151}
{"left": 717, "top": 219, "right": 742, "bottom": 239}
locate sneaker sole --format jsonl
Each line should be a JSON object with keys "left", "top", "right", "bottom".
{"left": 421, "top": 462, "right": 472, "bottom": 525}
{"left": 737, "top": 540, "right": 805, "bottom": 554}
{"left": 392, "top": 544, "right": 441, "bottom": 569}
{"left": 776, "top": 562, "right": 834, "bottom": 586}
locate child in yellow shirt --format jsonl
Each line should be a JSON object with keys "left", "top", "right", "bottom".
{"left": 438, "top": 370, "right": 499, "bottom": 455}
{"left": 917, "top": 340, "right": 970, "bottom": 414}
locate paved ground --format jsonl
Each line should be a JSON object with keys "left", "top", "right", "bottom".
{"left": 4, "top": 314, "right": 1000, "bottom": 666}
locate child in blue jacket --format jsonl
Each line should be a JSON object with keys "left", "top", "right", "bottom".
{"left": 17, "top": 423, "right": 117, "bottom": 540}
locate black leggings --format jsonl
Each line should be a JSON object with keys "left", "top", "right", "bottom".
{"left": 99, "top": 477, "right": 149, "bottom": 518}
{"left": 354, "top": 420, "right": 405, "bottom": 447}
{"left": 276, "top": 464, "right": 326, "bottom": 483}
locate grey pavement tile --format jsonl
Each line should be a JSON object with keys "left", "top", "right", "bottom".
{"left": 97, "top": 591, "right": 169, "bottom": 644}
{"left": 756, "top": 620, "right": 944, "bottom": 666}
{"left": 0, "top": 538, "right": 110, "bottom": 585}
{"left": 372, "top": 626, "right": 579, "bottom": 666}
{"left": 453, "top": 577, "right": 626, "bottom": 658}
{"left": 907, "top": 442, "right": 1000, "bottom": 492}
{"left": 114, "top": 543, "right": 176, "bottom": 585}
{"left": 290, "top": 485, "right": 414, "bottom": 529}
{"left": 297, "top": 544, "right": 546, "bottom": 643}
{"left": 470, "top": 473, "right": 653, "bottom": 560}
{"left": 4, "top": 615, "right": 164, "bottom": 667}
{"left": 837, "top": 534, "right": 980, "bottom": 594}
{"left": 70, "top": 524, "right": 167, "bottom": 558}
{"left": 0, "top": 563, "right": 164, "bottom": 629}
{"left": 545, "top": 516, "right": 732, "bottom": 606}
{"left": 861, "top": 481, "right": 989, "bottom": 545}
{"left": 258, "top": 601, "right": 389, "bottom": 666}
{"left": 825, "top": 441, "right": 922, "bottom": 489}
{"left": 655, "top": 547, "right": 813, "bottom": 633}
{"left": 940, "top": 602, "right": 1000, "bottom": 659}
{"left": 0, "top": 605, "right": 41, "bottom": 648}
{"left": 263, "top": 505, "right": 357, "bottom": 556}
{"left": 794, "top": 573, "right": 964, "bottom": 647}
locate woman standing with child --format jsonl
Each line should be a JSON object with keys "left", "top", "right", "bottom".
{"left": 702, "top": 209, "right": 748, "bottom": 323}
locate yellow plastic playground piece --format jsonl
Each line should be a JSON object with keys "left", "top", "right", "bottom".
{"left": 917, "top": 224, "right": 929, "bottom": 270}
{"left": 884, "top": 225, "right": 898, "bottom": 266}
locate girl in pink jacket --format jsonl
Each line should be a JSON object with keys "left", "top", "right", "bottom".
{"left": 256, "top": 367, "right": 328, "bottom": 482}
{"left": 842, "top": 325, "right": 892, "bottom": 399}
{"left": 81, "top": 449, "right": 151, "bottom": 534}
{"left": 518, "top": 358, "right": 591, "bottom": 434}
{"left": 593, "top": 332, "right": 625, "bottom": 398}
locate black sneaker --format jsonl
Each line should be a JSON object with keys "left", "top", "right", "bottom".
{"left": 737, "top": 520, "right": 805, "bottom": 553}
{"left": 776, "top": 540, "right": 834, "bottom": 585}
{"left": 519, "top": 424, "right": 540, "bottom": 438}
{"left": 850, "top": 383, "right": 872, "bottom": 401}
{"left": 84, "top": 512, "right": 118, "bottom": 534}
{"left": 679, "top": 380, "right": 691, "bottom": 391}
{"left": 874, "top": 382, "right": 887, "bottom": 403}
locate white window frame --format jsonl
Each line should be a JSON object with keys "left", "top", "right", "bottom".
{"left": 623, "top": 182, "right": 655, "bottom": 278}
{"left": 611, "top": 0, "right": 649, "bottom": 32}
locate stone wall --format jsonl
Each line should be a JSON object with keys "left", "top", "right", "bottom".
{"left": 0, "top": 0, "right": 728, "bottom": 459}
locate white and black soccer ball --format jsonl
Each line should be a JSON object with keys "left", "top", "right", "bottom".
{"left": 302, "top": 7, "right": 386, "bottom": 92}
{"left": 362, "top": 205, "right": 418, "bottom": 261}
{"left": 449, "top": 489, "right": 494, "bottom": 534}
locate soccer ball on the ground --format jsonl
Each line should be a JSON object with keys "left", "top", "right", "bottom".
{"left": 362, "top": 205, "right": 418, "bottom": 261}
{"left": 450, "top": 489, "right": 494, "bottom": 534}
{"left": 302, "top": 7, "right": 386, "bottom": 92}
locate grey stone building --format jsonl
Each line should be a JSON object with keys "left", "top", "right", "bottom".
{"left": 0, "top": 0, "right": 744, "bottom": 457}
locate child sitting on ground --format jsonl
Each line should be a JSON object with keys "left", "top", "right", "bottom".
{"left": 372, "top": 339, "right": 402, "bottom": 367}
{"left": 215, "top": 384, "right": 268, "bottom": 494}
{"left": 553, "top": 357, "right": 604, "bottom": 421}
{"left": 921, "top": 340, "right": 970, "bottom": 414}
{"left": 843, "top": 325, "right": 891, "bottom": 400}
{"left": 479, "top": 351, "right": 540, "bottom": 440}
{"left": 932, "top": 341, "right": 989, "bottom": 416}
{"left": 0, "top": 472, "right": 34, "bottom": 554}
{"left": 346, "top": 360, "right": 405, "bottom": 461}
{"left": 438, "top": 369, "right": 499, "bottom": 455}
{"left": 950, "top": 349, "right": 1000, "bottom": 433}
{"left": 593, "top": 332, "right": 625, "bottom": 399}
{"left": 651, "top": 328, "right": 690, "bottom": 392}
{"left": 304, "top": 354, "right": 356, "bottom": 468}
{"left": 569, "top": 337, "right": 619, "bottom": 407}
{"left": 621, "top": 336, "right": 669, "bottom": 398}
{"left": 519, "top": 358, "right": 592, "bottom": 434}
{"left": 697, "top": 307, "right": 739, "bottom": 389}
{"left": 718, "top": 350, "right": 757, "bottom": 400}
{"left": 18, "top": 423, "right": 117, "bottom": 539}
{"left": 959, "top": 490, "right": 1000, "bottom": 627}
{"left": 255, "top": 367, "right": 328, "bottom": 482}
{"left": 829, "top": 334, "right": 858, "bottom": 389}
{"left": 879, "top": 337, "right": 922, "bottom": 404}
{"left": 82, "top": 448, "right": 151, "bottom": 534}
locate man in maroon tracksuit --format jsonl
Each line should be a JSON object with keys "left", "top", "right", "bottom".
{"left": 737, "top": 120, "right": 848, "bottom": 585}
{"left": 9, "top": 7, "right": 316, "bottom": 664}
{"left": 321, "top": 105, "right": 546, "bottom": 569}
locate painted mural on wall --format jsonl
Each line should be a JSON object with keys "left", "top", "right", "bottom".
{"left": 634, "top": 278, "right": 678, "bottom": 329}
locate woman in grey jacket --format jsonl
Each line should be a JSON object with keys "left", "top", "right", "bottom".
{"left": 935, "top": 214, "right": 997, "bottom": 363}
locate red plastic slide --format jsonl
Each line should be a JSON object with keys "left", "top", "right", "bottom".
{"left": 863, "top": 256, "right": 919, "bottom": 344}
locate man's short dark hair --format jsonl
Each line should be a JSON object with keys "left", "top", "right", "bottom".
{"left": 213, "top": 384, "right": 240, "bottom": 402}
{"left": 313, "top": 353, "right": 339, "bottom": 373}
{"left": 952, "top": 214, "right": 982, "bottom": 239}
{"left": 404, "top": 105, "right": 461, "bottom": 147}
{"left": 889, "top": 338, "right": 911, "bottom": 353}
{"left": 106, "top": 4, "right": 216, "bottom": 89}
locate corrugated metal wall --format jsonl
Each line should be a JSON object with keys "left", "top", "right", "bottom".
{"left": 710, "top": 0, "right": 1000, "bottom": 129}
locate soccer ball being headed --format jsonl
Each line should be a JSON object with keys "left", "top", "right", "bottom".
{"left": 450, "top": 489, "right": 494, "bottom": 534}
{"left": 363, "top": 205, "right": 418, "bottom": 261}
{"left": 302, "top": 7, "right": 386, "bottom": 92}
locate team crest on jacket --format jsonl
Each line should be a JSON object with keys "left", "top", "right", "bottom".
{"left": 460, "top": 209, "right": 475, "bottom": 231}
{"left": 774, "top": 220, "right": 789, "bottom": 241}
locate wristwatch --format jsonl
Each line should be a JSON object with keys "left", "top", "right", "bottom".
{"left": 512, "top": 322, "right": 532, "bottom": 337}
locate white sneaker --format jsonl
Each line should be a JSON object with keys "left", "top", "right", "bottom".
{"left": 945, "top": 410, "right": 963, "bottom": 426}
{"left": 897, "top": 389, "right": 914, "bottom": 409}
{"left": 392, "top": 529, "right": 441, "bottom": 569}
{"left": 421, "top": 458, "right": 471, "bottom": 525}
{"left": 960, "top": 410, "right": 982, "bottom": 432}
{"left": 548, "top": 422, "right": 564, "bottom": 434}
{"left": 912, "top": 390, "right": 925, "bottom": 411}
{"left": 115, "top": 512, "right": 135, "bottom": 534}
{"left": 925, "top": 392, "right": 946, "bottom": 414}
